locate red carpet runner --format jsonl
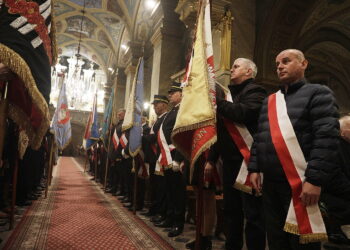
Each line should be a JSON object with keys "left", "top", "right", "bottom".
{"left": 4, "top": 157, "right": 172, "bottom": 249}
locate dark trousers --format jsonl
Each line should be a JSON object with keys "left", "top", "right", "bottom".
{"left": 153, "top": 174, "right": 167, "bottom": 215}
{"left": 164, "top": 169, "right": 186, "bottom": 228}
{"left": 223, "top": 162, "right": 265, "bottom": 250}
{"left": 263, "top": 180, "right": 321, "bottom": 250}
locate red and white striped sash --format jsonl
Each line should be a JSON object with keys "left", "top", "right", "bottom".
{"left": 112, "top": 128, "right": 119, "bottom": 150}
{"left": 155, "top": 123, "right": 175, "bottom": 175}
{"left": 136, "top": 151, "right": 149, "bottom": 179}
{"left": 268, "top": 91, "right": 327, "bottom": 243}
{"left": 120, "top": 133, "right": 128, "bottom": 149}
{"left": 223, "top": 93, "right": 254, "bottom": 194}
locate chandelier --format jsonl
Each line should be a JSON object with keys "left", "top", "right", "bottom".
{"left": 50, "top": 0, "right": 106, "bottom": 112}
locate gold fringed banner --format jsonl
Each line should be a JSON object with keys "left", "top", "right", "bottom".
{"left": 0, "top": 43, "right": 50, "bottom": 150}
{"left": 171, "top": 0, "right": 217, "bottom": 181}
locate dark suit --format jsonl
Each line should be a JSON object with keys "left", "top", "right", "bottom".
{"left": 160, "top": 104, "right": 186, "bottom": 228}
{"left": 143, "top": 112, "right": 168, "bottom": 214}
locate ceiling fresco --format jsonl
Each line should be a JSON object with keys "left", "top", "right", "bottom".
{"left": 69, "top": 0, "right": 102, "bottom": 8}
{"left": 65, "top": 15, "right": 97, "bottom": 39}
{"left": 54, "top": 0, "right": 158, "bottom": 71}
{"left": 53, "top": 1, "right": 75, "bottom": 16}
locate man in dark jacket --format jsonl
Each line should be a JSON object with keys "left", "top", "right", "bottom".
{"left": 207, "top": 58, "right": 266, "bottom": 250}
{"left": 249, "top": 49, "right": 339, "bottom": 250}
{"left": 141, "top": 95, "right": 168, "bottom": 217}
{"left": 154, "top": 82, "right": 186, "bottom": 238}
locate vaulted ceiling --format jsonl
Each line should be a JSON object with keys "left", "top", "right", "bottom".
{"left": 54, "top": 0, "right": 157, "bottom": 73}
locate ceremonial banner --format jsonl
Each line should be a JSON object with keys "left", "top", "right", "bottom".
{"left": 101, "top": 89, "right": 114, "bottom": 144}
{"left": 0, "top": 0, "right": 57, "bottom": 149}
{"left": 122, "top": 58, "right": 143, "bottom": 156}
{"left": 171, "top": 0, "right": 216, "bottom": 180}
{"left": 51, "top": 81, "right": 71, "bottom": 150}
{"left": 268, "top": 91, "right": 327, "bottom": 243}
{"left": 83, "top": 93, "right": 99, "bottom": 149}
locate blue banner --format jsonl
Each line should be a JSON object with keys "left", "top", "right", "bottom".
{"left": 101, "top": 90, "right": 114, "bottom": 144}
{"left": 129, "top": 58, "right": 144, "bottom": 156}
{"left": 52, "top": 81, "right": 72, "bottom": 150}
{"left": 83, "top": 94, "right": 100, "bottom": 149}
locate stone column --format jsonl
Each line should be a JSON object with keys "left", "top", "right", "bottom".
{"left": 122, "top": 41, "right": 143, "bottom": 108}
{"left": 150, "top": 27, "right": 162, "bottom": 102}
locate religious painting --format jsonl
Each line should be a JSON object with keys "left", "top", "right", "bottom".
{"left": 98, "top": 31, "right": 111, "bottom": 47}
{"left": 57, "top": 34, "right": 74, "bottom": 45}
{"left": 65, "top": 16, "right": 97, "bottom": 39}
{"left": 87, "top": 41, "right": 110, "bottom": 65}
{"left": 53, "top": 1, "right": 75, "bottom": 16}
{"left": 107, "top": 0, "right": 124, "bottom": 17}
{"left": 69, "top": 0, "right": 102, "bottom": 8}
{"left": 91, "top": 12, "right": 124, "bottom": 45}
{"left": 56, "top": 20, "right": 63, "bottom": 33}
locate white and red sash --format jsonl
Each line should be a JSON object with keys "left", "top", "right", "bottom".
{"left": 136, "top": 150, "right": 149, "bottom": 179}
{"left": 155, "top": 123, "right": 175, "bottom": 175}
{"left": 268, "top": 91, "right": 327, "bottom": 243}
{"left": 112, "top": 128, "right": 119, "bottom": 150}
{"left": 120, "top": 133, "right": 128, "bottom": 149}
{"left": 223, "top": 93, "right": 254, "bottom": 194}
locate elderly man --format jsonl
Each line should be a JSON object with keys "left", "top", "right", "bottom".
{"left": 206, "top": 58, "right": 266, "bottom": 250}
{"left": 249, "top": 49, "right": 339, "bottom": 250}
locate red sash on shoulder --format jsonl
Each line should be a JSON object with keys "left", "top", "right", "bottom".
{"left": 112, "top": 128, "right": 119, "bottom": 150}
{"left": 223, "top": 92, "right": 254, "bottom": 194}
{"left": 268, "top": 91, "right": 327, "bottom": 243}
{"left": 120, "top": 133, "right": 128, "bottom": 149}
{"left": 155, "top": 123, "right": 175, "bottom": 175}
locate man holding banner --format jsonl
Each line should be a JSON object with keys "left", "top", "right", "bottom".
{"left": 249, "top": 49, "right": 339, "bottom": 249}
{"left": 142, "top": 95, "right": 168, "bottom": 219}
{"left": 154, "top": 82, "right": 186, "bottom": 238}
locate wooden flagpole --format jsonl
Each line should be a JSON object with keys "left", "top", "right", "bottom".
{"left": 104, "top": 76, "right": 117, "bottom": 190}
{"left": 103, "top": 127, "right": 112, "bottom": 190}
{"left": 9, "top": 149, "right": 19, "bottom": 230}
{"left": 195, "top": 156, "right": 205, "bottom": 250}
{"left": 132, "top": 157, "right": 138, "bottom": 215}
{"left": 45, "top": 134, "right": 54, "bottom": 198}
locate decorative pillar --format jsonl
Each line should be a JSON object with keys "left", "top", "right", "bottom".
{"left": 150, "top": 27, "right": 162, "bottom": 102}
{"left": 122, "top": 41, "right": 144, "bottom": 108}
{"left": 215, "top": 9, "right": 233, "bottom": 86}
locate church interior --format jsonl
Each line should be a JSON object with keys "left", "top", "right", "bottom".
{"left": 0, "top": 0, "right": 349, "bottom": 249}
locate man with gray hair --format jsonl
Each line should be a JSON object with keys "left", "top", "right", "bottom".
{"left": 205, "top": 58, "right": 267, "bottom": 249}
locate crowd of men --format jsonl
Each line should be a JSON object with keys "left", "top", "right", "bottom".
{"left": 86, "top": 49, "right": 350, "bottom": 250}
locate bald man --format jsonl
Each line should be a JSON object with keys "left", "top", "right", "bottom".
{"left": 249, "top": 49, "right": 339, "bottom": 250}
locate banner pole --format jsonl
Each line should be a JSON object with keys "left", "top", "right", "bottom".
{"left": 104, "top": 127, "right": 112, "bottom": 190}
{"left": 45, "top": 134, "right": 54, "bottom": 198}
{"left": 9, "top": 148, "right": 19, "bottom": 230}
{"left": 195, "top": 156, "right": 205, "bottom": 250}
{"left": 132, "top": 157, "right": 138, "bottom": 215}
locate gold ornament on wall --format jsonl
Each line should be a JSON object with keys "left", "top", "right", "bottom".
{"left": 219, "top": 9, "right": 233, "bottom": 72}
